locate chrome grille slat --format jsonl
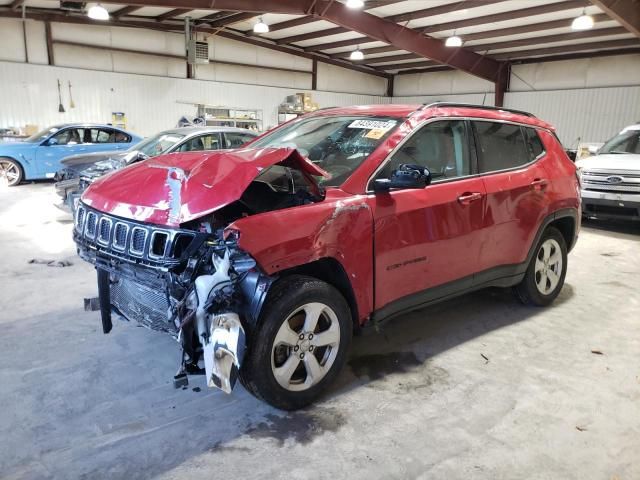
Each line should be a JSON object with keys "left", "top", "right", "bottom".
{"left": 97, "top": 217, "right": 112, "bottom": 245}
{"left": 130, "top": 227, "right": 147, "bottom": 256}
{"left": 112, "top": 222, "right": 129, "bottom": 251}
{"left": 85, "top": 212, "right": 97, "bottom": 238}
{"left": 582, "top": 169, "right": 640, "bottom": 194}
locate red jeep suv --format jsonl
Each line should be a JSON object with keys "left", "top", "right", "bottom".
{"left": 74, "top": 103, "right": 580, "bottom": 410}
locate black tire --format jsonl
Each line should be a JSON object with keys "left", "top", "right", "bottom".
{"left": 0, "top": 158, "right": 23, "bottom": 187}
{"left": 515, "top": 226, "right": 568, "bottom": 306}
{"left": 240, "top": 275, "right": 352, "bottom": 410}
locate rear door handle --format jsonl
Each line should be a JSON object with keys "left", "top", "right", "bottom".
{"left": 457, "top": 192, "right": 483, "bottom": 205}
{"left": 531, "top": 178, "right": 549, "bottom": 191}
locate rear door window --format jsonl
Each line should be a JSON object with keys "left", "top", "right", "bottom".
{"left": 472, "top": 121, "right": 531, "bottom": 173}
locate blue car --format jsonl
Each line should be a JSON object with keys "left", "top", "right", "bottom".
{"left": 0, "top": 123, "right": 142, "bottom": 186}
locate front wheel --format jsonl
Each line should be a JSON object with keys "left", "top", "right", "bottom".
{"left": 0, "top": 158, "right": 23, "bottom": 187}
{"left": 515, "top": 226, "right": 567, "bottom": 306}
{"left": 240, "top": 275, "right": 352, "bottom": 410}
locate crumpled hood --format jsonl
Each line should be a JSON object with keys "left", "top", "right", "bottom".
{"left": 82, "top": 147, "right": 329, "bottom": 227}
{"left": 576, "top": 153, "right": 640, "bottom": 171}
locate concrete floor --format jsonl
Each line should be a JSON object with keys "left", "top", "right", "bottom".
{"left": 1, "top": 183, "right": 639, "bottom": 480}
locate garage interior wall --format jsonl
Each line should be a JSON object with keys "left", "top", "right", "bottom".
{"left": 1, "top": 17, "right": 639, "bottom": 145}
{"left": 392, "top": 55, "right": 640, "bottom": 145}
{"left": 0, "top": 18, "right": 387, "bottom": 135}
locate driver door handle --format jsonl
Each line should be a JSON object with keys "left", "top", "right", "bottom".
{"left": 457, "top": 192, "right": 483, "bottom": 205}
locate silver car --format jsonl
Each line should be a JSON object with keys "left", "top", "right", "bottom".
{"left": 54, "top": 126, "right": 258, "bottom": 211}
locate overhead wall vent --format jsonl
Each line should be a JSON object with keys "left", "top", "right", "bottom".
{"left": 187, "top": 40, "right": 209, "bottom": 64}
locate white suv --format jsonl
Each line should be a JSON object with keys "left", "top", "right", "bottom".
{"left": 576, "top": 123, "right": 640, "bottom": 220}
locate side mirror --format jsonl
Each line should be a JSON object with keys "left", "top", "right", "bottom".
{"left": 373, "top": 164, "right": 431, "bottom": 192}
{"left": 46, "top": 138, "right": 58, "bottom": 146}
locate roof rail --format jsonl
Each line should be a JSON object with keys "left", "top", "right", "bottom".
{"left": 420, "top": 102, "right": 536, "bottom": 118}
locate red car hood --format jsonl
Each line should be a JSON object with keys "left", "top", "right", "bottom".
{"left": 81, "top": 147, "right": 329, "bottom": 227}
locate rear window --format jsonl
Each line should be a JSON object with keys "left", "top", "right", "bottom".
{"left": 472, "top": 121, "right": 531, "bottom": 173}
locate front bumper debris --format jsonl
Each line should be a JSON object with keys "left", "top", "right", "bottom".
{"left": 204, "top": 313, "right": 246, "bottom": 393}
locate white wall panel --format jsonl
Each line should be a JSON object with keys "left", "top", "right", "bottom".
{"left": 25, "top": 20, "right": 48, "bottom": 65}
{"left": 0, "top": 18, "right": 26, "bottom": 63}
{"left": 0, "top": 61, "right": 387, "bottom": 136}
{"left": 511, "top": 55, "right": 640, "bottom": 91}
{"left": 207, "top": 35, "right": 312, "bottom": 72}
{"left": 505, "top": 86, "right": 640, "bottom": 145}
{"left": 195, "top": 63, "right": 310, "bottom": 90}
{"left": 394, "top": 70, "right": 495, "bottom": 97}
{"left": 316, "top": 63, "right": 387, "bottom": 96}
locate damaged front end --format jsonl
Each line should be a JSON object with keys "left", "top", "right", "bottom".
{"left": 75, "top": 206, "right": 272, "bottom": 392}
{"left": 73, "top": 147, "right": 327, "bottom": 393}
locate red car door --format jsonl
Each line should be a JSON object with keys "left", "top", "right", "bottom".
{"left": 369, "top": 119, "right": 486, "bottom": 315}
{"left": 471, "top": 121, "right": 551, "bottom": 272}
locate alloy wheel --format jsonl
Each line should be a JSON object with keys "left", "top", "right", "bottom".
{"left": 271, "top": 302, "right": 341, "bottom": 392}
{"left": 534, "top": 238, "right": 563, "bottom": 295}
{"left": 0, "top": 160, "right": 20, "bottom": 187}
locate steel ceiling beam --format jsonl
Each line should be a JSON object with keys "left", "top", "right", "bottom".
{"left": 333, "top": 13, "right": 612, "bottom": 59}
{"left": 83, "top": 0, "right": 308, "bottom": 14}
{"left": 369, "top": 60, "right": 440, "bottom": 70}
{"left": 112, "top": 6, "right": 141, "bottom": 17}
{"left": 589, "top": 0, "right": 640, "bottom": 38}
{"left": 421, "top": 0, "right": 590, "bottom": 34}
{"left": 276, "top": 0, "right": 505, "bottom": 46}
{"left": 155, "top": 8, "right": 191, "bottom": 21}
{"left": 313, "top": 1, "right": 503, "bottom": 82}
{"left": 468, "top": 26, "right": 629, "bottom": 52}
{"left": 305, "top": 1, "right": 591, "bottom": 54}
{"left": 492, "top": 38, "right": 640, "bottom": 59}
{"left": 510, "top": 47, "right": 640, "bottom": 64}
{"left": 208, "top": 12, "right": 256, "bottom": 28}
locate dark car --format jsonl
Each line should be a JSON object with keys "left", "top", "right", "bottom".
{"left": 54, "top": 126, "right": 258, "bottom": 211}
{"left": 73, "top": 103, "right": 580, "bottom": 410}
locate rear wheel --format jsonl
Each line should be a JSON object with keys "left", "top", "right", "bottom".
{"left": 515, "top": 226, "right": 567, "bottom": 306}
{"left": 0, "top": 158, "right": 23, "bottom": 187}
{"left": 240, "top": 275, "right": 352, "bottom": 410}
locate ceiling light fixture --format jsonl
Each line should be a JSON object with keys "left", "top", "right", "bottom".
{"left": 253, "top": 17, "right": 269, "bottom": 34}
{"left": 571, "top": 10, "right": 594, "bottom": 30}
{"left": 346, "top": 0, "right": 365, "bottom": 9}
{"left": 350, "top": 46, "right": 364, "bottom": 61}
{"left": 445, "top": 34, "right": 463, "bottom": 47}
{"left": 87, "top": 3, "right": 109, "bottom": 21}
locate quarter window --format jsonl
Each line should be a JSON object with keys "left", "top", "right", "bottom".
{"left": 524, "top": 127, "right": 545, "bottom": 160}
{"left": 473, "top": 121, "right": 531, "bottom": 173}
{"left": 377, "top": 120, "right": 470, "bottom": 181}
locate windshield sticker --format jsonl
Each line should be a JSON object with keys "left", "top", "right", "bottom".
{"left": 364, "top": 129, "right": 388, "bottom": 140}
{"left": 348, "top": 119, "right": 396, "bottom": 131}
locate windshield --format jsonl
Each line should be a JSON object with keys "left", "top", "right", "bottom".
{"left": 251, "top": 115, "right": 399, "bottom": 186}
{"left": 129, "top": 133, "right": 186, "bottom": 158}
{"left": 599, "top": 129, "right": 640, "bottom": 155}
{"left": 25, "top": 126, "right": 61, "bottom": 143}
